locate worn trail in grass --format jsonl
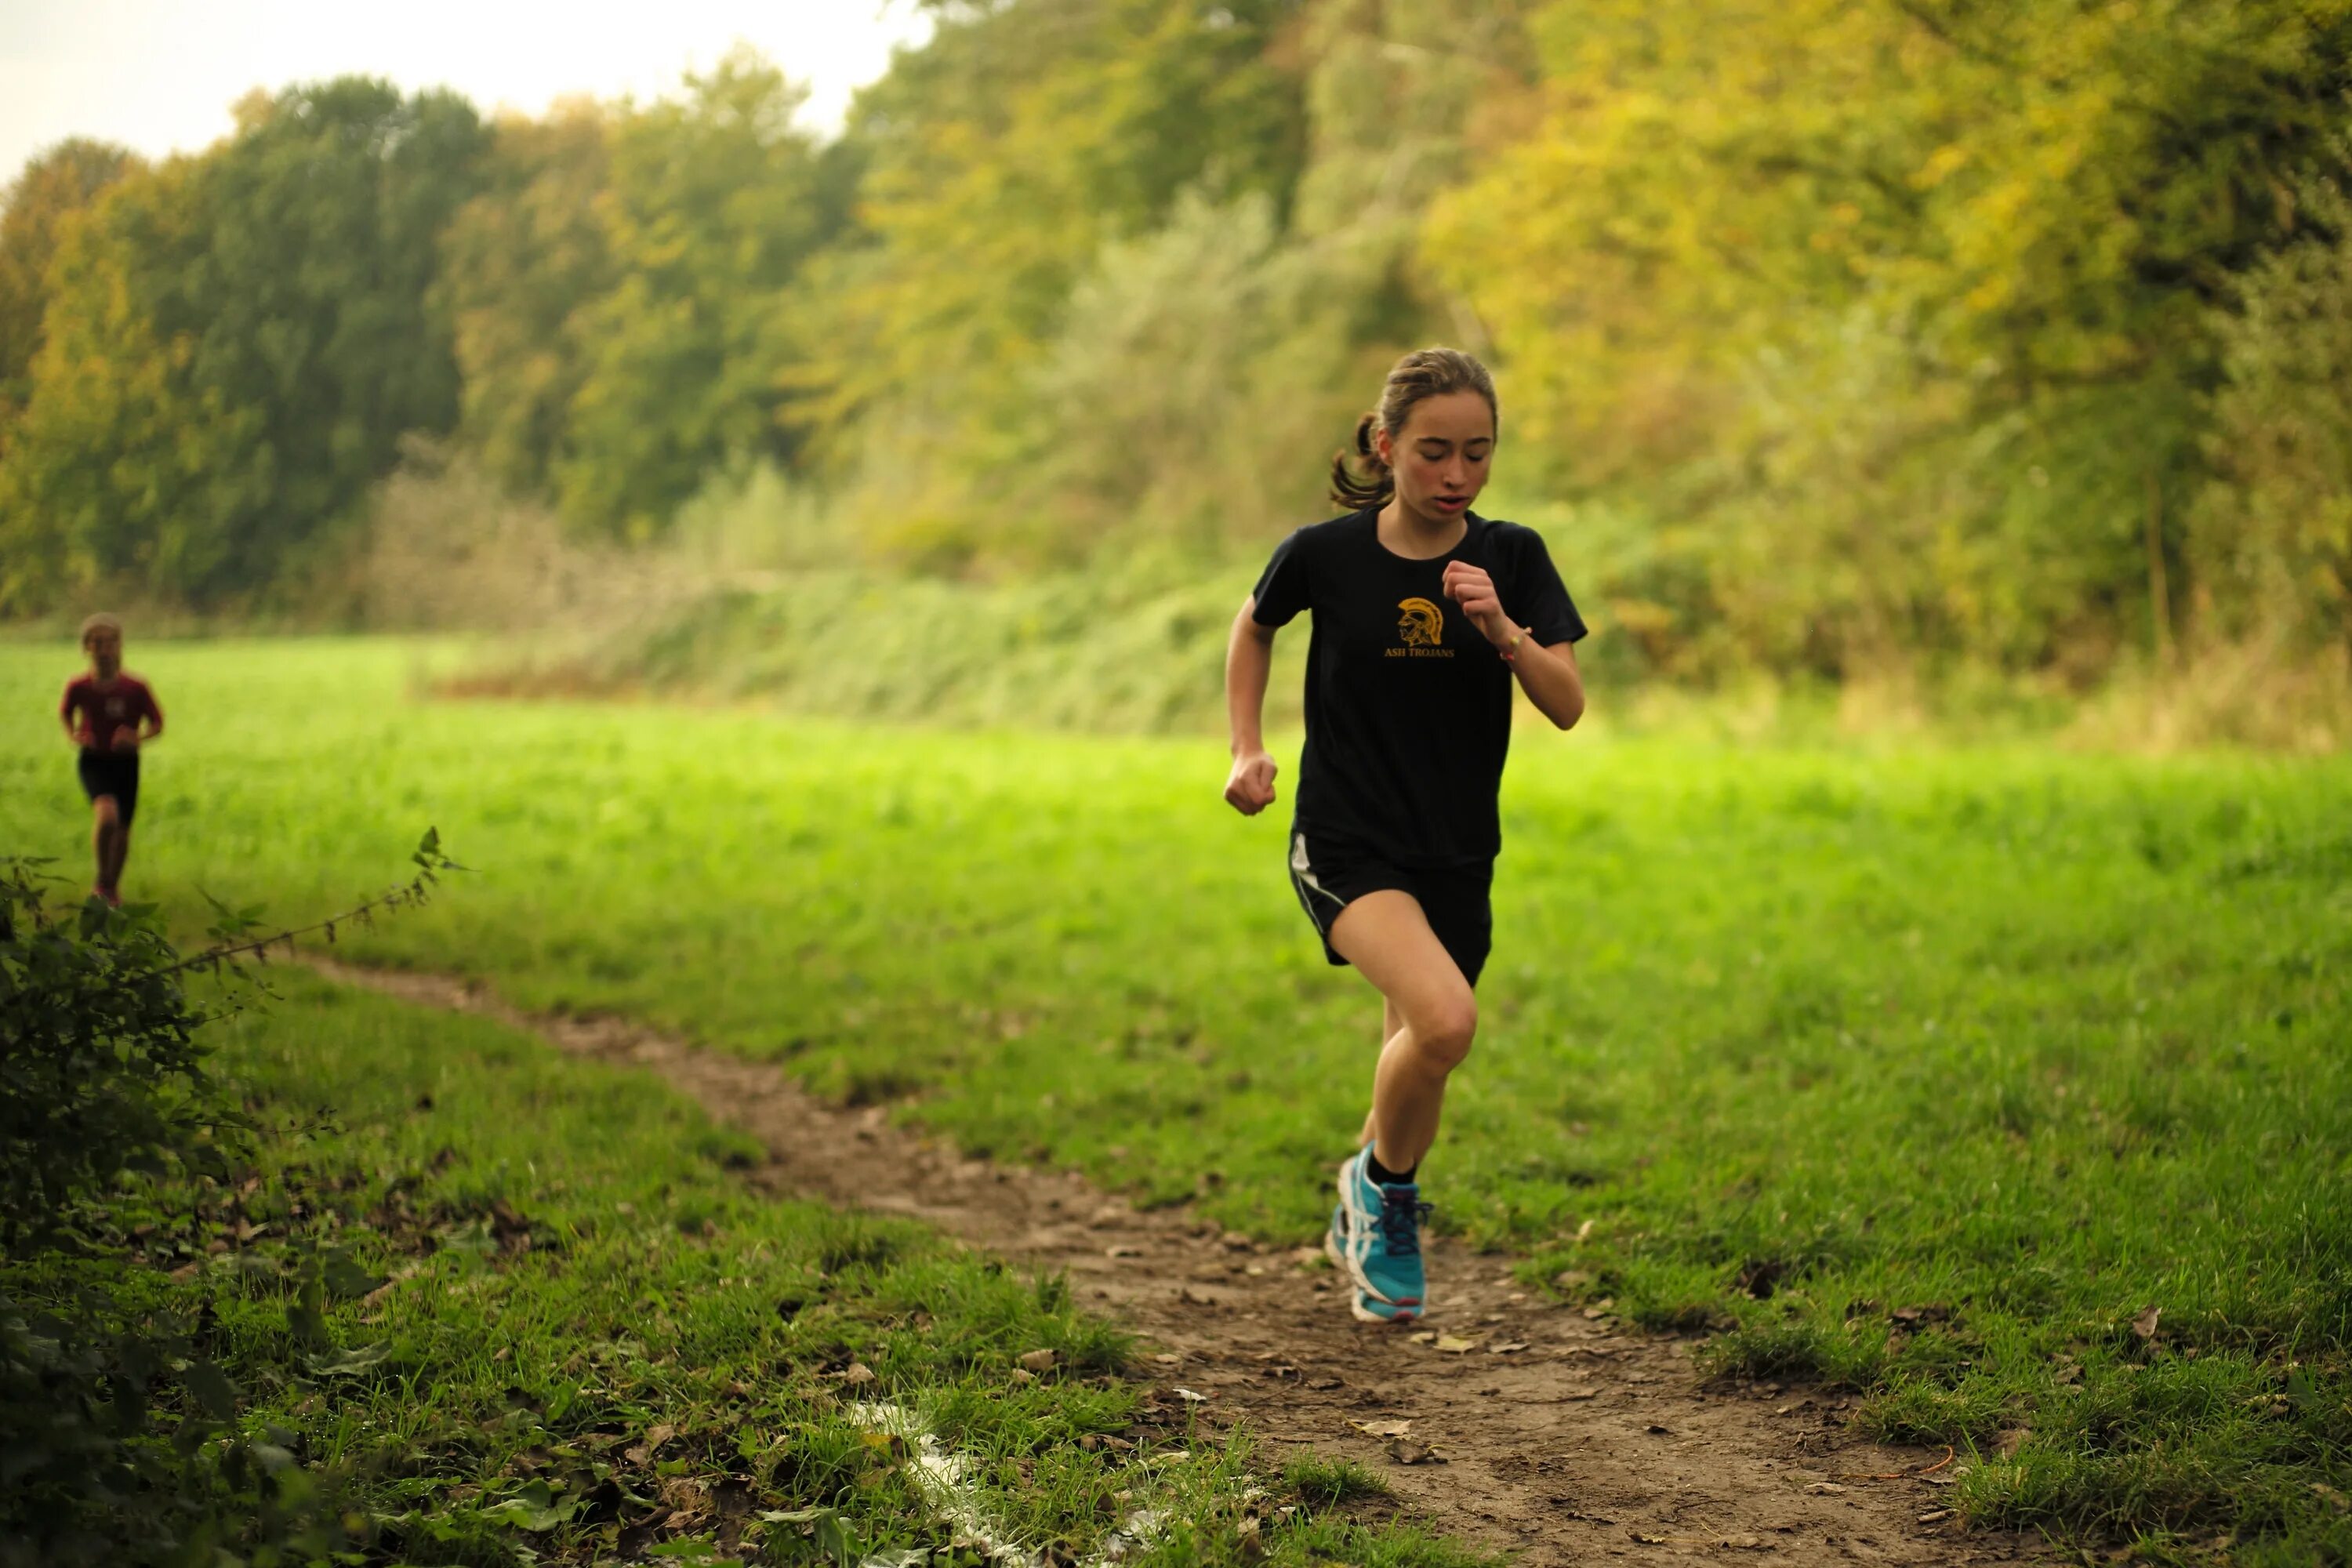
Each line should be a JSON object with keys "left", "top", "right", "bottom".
{"left": 3, "top": 638, "right": 2347, "bottom": 1559}
{"left": 319, "top": 956, "right": 2040, "bottom": 1566}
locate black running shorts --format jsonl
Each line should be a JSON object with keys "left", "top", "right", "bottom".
{"left": 77, "top": 748, "right": 140, "bottom": 826}
{"left": 1286, "top": 825, "right": 1494, "bottom": 986}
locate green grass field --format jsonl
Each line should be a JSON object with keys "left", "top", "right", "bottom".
{"left": 5, "top": 638, "right": 2348, "bottom": 1560}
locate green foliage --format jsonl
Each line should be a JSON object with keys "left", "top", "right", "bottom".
{"left": 1428, "top": 0, "right": 2352, "bottom": 679}
{"left": 0, "top": 79, "right": 487, "bottom": 611}
{"left": 554, "top": 50, "right": 833, "bottom": 541}
{"left": 437, "top": 103, "right": 619, "bottom": 504}
{"left": 0, "top": 868, "right": 230, "bottom": 1247}
{"left": 436, "top": 51, "right": 840, "bottom": 544}
{"left": 771, "top": 0, "right": 1317, "bottom": 564}
{"left": 2193, "top": 162, "right": 2352, "bottom": 655}
{"left": 0, "top": 1281, "right": 346, "bottom": 1568}
{"left": 0, "top": 832, "right": 456, "bottom": 1564}
{"left": 0, "top": 138, "right": 136, "bottom": 439}
{"left": 9, "top": 1, "right": 2352, "bottom": 706}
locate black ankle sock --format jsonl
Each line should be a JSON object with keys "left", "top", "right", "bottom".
{"left": 1366, "top": 1152, "right": 1417, "bottom": 1186}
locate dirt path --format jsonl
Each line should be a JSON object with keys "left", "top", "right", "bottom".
{"left": 314, "top": 960, "right": 2044, "bottom": 1567}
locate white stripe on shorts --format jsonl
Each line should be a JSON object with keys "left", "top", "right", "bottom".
{"left": 1291, "top": 831, "right": 1345, "bottom": 910}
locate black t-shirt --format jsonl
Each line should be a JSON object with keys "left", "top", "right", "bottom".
{"left": 1251, "top": 510, "right": 1586, "bottom": 868}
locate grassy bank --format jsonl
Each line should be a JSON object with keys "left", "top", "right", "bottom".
{"left": 4, "top": 638, "right": 2347, "bottom": 1559}
{"left": 431, "top": 555, "right": 1313, "bottom": 737}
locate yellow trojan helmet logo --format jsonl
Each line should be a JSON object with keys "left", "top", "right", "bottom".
{"left": 1396, "top": 597, "right": 1444, "bottom": 647}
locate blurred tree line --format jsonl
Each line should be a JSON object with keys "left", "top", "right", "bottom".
{"left": 1, "top": 0, "right": 2347, "bottom": 691}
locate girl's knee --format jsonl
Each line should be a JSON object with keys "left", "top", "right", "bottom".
{"left": 93, "top": 797, "right": 120, "bottom": 828}
{"left": 1412, "top": 993, "right": 1478, "bottom": 1069}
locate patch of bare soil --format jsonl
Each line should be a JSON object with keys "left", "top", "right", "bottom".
{"left": 312, "top": 960, "right": 2048, "bottom": 1567}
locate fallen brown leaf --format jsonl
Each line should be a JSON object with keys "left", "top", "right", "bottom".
{"left": 1018, "top": 1348, "right": 1058, "bottom": 1372}
{"left": 1387, "top": 1438, "right": 1444, "bottom": 1465}
{"left": 2131, "top": 1305, "right": 2162, "bottom": 1341}
{"left": 839, "top": 1362, "right": 876, "bottom": 1386}
{"left": 1432, "top": 1334, "right": 1477, "bottom": 1354}
{"left": 1348, "top": 1419, "right": 1413, "bottom": 1438}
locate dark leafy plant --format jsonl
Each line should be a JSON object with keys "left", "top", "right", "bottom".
{"left": 0, "top": 830, "right": 459, "bottom": 1566}
{"left": 0, "top": 873, "right": 228, "bottom": 1250}
{"left": 0, "top": 1284, "right": 349, "bottom": 1568}
{"left": 0, "top": 829, "right": 459, "bottom": 1248}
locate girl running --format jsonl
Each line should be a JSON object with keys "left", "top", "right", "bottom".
{"left": 1222, "top": 348, "right": 1586, "bottom": 1323}
{"left": 59, "top": 613, "right": 164, "bottom": 906}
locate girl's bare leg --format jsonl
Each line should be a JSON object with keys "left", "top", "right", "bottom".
{"left": 105, "top": 822, "right": 132, "bottom": 892}
{"left": 92, "top": 797, "right": 122, "bottom": 891}
{"left": 1364, "top": 1001, "right": 1392, "bottom": 1147}
{"left": 1327, "top": 891, "right": 1476, "bottom": 1174}
{"left": 1359, "top": 997, "right": 1405, "bottom": 1147}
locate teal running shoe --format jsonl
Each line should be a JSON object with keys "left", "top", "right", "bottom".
{"left": 1323, "top": 1147, "right": 1432, "bottom": 1323}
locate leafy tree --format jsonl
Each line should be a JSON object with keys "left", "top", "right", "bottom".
{"left": 2194, "top": 164, "right": 2352, "bottom": 658}
{"left": 1425, "top": 0, "right": 2352, "bottom": 677}
{"left": 786, "top": 0, "right": 1312, "bottom": 560}
{"left": 437, "top": 103, "right": 619, "bottom": 503}
{"left": 0, "top": 835, "right": 456, "bottom": 1566}
{"left": 0, "top": 140, "right": 136, "bottom": 443}
{"left": 0, "top": 80, "right": 487, "bottom": 609}
{"left": 552, "top": 50, "right": 830, "bottom": 540}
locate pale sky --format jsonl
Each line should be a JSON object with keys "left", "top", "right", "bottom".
{"left": 0, "top": 0, "right": 936, "bottom": 180}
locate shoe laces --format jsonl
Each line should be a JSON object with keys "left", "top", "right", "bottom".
{"left": 1377, "top": 1185, "right": 1432, "bottom": 1258}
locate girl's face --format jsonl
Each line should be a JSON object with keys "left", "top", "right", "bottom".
{"left": 85, "top": 628, "right": 122, "bottom": 679}
{"left": 1376, "top": 390, "right": 1494, "bottom": 524}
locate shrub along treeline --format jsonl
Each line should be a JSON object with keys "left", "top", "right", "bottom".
{"left": 2, "top": 0, "right": 2349, "bottom": 701}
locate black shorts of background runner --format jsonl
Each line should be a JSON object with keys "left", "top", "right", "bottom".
{"left": 1287, "top": 825, "right": 1493, "bottom": 986}
{"left": 77, "top": 748, "right": 140, "bottom": 827}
